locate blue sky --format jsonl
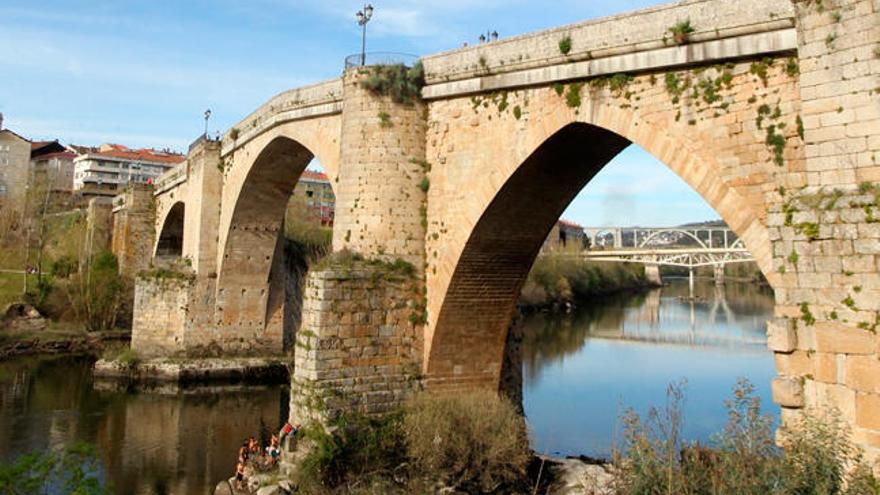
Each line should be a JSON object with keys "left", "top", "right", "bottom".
{"left": 0, "top": 0, "right": 719, "bottom": 227}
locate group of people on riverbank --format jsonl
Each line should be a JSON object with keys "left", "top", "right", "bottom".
{"left": 234, "top": 422, "right": 299, "bottom": 492}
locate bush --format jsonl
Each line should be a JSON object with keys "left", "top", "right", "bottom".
{"left": 360, "top": 62, "right": 425, "bottom": 104}
{"left": 612, "top": 379, "right": 880, "bottom": 495}
{"left": 294, "top": 412, "right": 406, "bottom": 493}
{"left": 66, "top": 251, "right": 128, "bottom": 331}
{"left": 50, "top": 255, "right": 77, "bottom": 279}
{"left": 0, "top": 441, "right": 110, "bottom": 494}
{"left": 403, "top": 390, "right": 530, "bottom": 493}
{"left": 521, "top": 255, "right": 647, "bottom": 308}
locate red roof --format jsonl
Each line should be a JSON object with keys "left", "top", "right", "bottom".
{"left": 558, "top": 219, "right": 584, "bottom": 230}
{"left": 84, "top": 144, "right": 185, "bottom": 165}
{"left": 301, "top": 170, "right": 330, "bottom": 182}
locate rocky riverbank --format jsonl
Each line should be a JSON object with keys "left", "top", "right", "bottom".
{"left": 93, "top": 356, "right": 290, "bottom": 385}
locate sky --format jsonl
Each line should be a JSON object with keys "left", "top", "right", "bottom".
{"left": 0, "top": 0, "right": 720, "bottom": 227}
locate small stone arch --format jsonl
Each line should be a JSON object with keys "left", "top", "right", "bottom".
{"left": 155, "top": 201, "right": 185, "bottom": 258}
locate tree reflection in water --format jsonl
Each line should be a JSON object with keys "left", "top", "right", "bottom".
{"left": 516, "top": 279, "right": 777, "bottom": 457}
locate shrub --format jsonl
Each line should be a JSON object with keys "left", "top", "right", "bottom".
{"left": 360, "top": 62, "right": 425, "bottom": 104}
{"left": 65, "top": 251, "right": 128, "bottom": 331}
{"left": 403, "top": 390, "right": 530, "bottom": 493}
{"left": 50, "top": 255, "right": 77, "bottom": 279}
{"left": 668, "top": 19, "right": 695, "bottom": 45}
{"left": 0, "top": 441, "right": 110, "bottom": 494}
{"left": 294, "top": 412, "right": 406, "bottom": 492}
{"left": 558, "top": 35, "right": 573, "bottom": 55}
{"left": 612, "top": 379, "right": 880, "bottom": 495}
{"left": 521, "top": 254, "right": 647, "bottom": 307}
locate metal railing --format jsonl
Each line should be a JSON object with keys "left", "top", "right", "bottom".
{"left": 344, "top": 52, "right": 420, "bottom": 69}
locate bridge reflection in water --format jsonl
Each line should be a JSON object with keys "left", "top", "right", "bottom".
{"left": 518, "top": 279, "right": 776, "bottom": 458}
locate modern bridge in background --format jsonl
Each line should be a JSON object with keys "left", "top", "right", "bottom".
{"left": 578, "top": 227, "right": 755, "bottom": 294}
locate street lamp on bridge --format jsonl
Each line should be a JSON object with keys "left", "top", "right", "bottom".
{"left": 356, "top": 4, "right": 374, "bottom": 66}
{"left": 204, "top": 109, "right": 212, "bottom": 138}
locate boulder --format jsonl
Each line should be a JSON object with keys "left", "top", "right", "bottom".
{"left": 2, "top": 303, "right": 47, "bottom": 332}
{"left": 213, "top": 479, "right": 234, "bottom": 495}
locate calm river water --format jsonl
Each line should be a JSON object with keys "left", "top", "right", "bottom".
{"left": 0, "top": 279, "right": 776, "bottom": 493}
{"left": 521, "top": 278, "right": 778, "bottom": 458}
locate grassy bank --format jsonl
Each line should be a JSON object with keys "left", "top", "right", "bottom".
{"left": 283, "top": 383, "right": 880, "bottom": 495}
{"left": 520, "top": 255, "right": 651, "bottom": 309}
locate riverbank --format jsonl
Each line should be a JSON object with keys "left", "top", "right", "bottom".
{"left": 93, "top": 356, "right": 290, "bottom": 385}
{"left": 0, "top": 325, "right": 128, "bottom": 360}
{"left": 519, "top": 255, "right": 655, "bottom": 311}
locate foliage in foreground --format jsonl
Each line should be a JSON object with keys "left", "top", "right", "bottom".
{"left": 613, "top": 379, "right": 880, "bottom": 495}
{"left": 0, "top": 441, "right": 110, "bottom": 495}
{"left": 293, "top": 390, "right": 529, "bottom": 494}
{"left": 404, "top": 390, "right": 530, "bottom": 493}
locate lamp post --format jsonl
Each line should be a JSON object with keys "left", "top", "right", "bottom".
{"left": 356, "top": 4, "right": 374, "bottom": 66}
{"left": 478, "top": 30, "right": 499, "bottom": 43}
{"left": 204, "top": 109, "right": 212, "bottom": 138}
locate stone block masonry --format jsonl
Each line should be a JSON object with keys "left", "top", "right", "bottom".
{"left": 332, "top": 69, "right": 428, "bottom": 268}
{"left": 289, "top": 265, "right": 424, "bottom": 424}
{"left": 112, "top": 184, "right": 156, "bottom": 277}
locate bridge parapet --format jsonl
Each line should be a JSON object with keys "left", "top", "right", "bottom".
{"left": 420, "top": 0, "right": 793, "bottom": 88}
{"left": 153, "top": 161, "right": 188, "bottom": 195}
{"left": 220, "top": 78, "right": 343, "bottom": 156}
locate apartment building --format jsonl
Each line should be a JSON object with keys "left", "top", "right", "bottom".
{"left": 291, "top": 170, "right": 336, "bottom": 226}
{"left": 73, "top": 143, "right": 185, "bottom": 197}
{"left": 0, "top": 113, "right": 32, "bottom": 213}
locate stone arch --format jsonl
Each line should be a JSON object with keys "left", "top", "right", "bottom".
{"left": 155, "top": 201, "right": 185, "bottom": 258}
{"left": 424, "top": 114, "right": 776, "bottom": 391}
{"left": 214, "top": 135, "right": 325, "bottom": 342}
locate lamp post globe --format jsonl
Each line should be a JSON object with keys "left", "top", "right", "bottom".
{"left": 356, "top": 4, "right": 374, "bottom": 66}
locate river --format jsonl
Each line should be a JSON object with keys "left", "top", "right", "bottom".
{"left": 521, "top": 278, "right": 777, "bottom": 458}
{"left": 0, "top": 279, "right": 775, "bottom": 493}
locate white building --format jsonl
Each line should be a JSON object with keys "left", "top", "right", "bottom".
{"left": 73, "top": 143, "right": 184, "bottom": 197}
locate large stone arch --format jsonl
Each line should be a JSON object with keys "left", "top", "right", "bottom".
{"left": 422, "top": 66, "right": 798, "bottom": 389}
{"left": 155, "top": 201, "right": 185, "bottom": 258}
{"left": 216, "top": 135, "right": 335, "bottom": 342}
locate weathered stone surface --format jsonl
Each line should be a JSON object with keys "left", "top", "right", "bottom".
{"left": 772, "top": 377, "right": 805, "bottom": 408}
{"left": 289, "top": 266, "right": 423, "bottom": 423}
{"left": 815, "top": 322, "right": 877, "bottom": 355}
{"left": 856, "top": 393, "right": 880, "bottom": 431}
{"left": 767, "top": 318, "right": 797, "bottom": 353}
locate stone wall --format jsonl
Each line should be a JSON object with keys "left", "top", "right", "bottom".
{"left": 420, "top": 0, "right": 793, "bottom": 85}
{"left": 85, "top": 197, "right": 113, "bottom": 255}
{"left": 289, "top": 265, "right": 423, "bottom": 423}
{"left": 332, "top": 69, "right": 428, "bottom": 267}
{"left": 131, "top": 275, "right": 191, "bottom": 357}
{"left": 767, "top": 0, "right": 880, "bottom": 462}
{"left": 112, "top": 184, "right": 156, "bottom": 277}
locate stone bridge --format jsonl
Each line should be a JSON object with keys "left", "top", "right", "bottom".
{"left": 119, "top": 0, "right": 880, "bottom": 458}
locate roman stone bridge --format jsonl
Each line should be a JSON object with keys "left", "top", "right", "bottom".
{"left": 120, "top": 0, "right": 880, "bottom": 458}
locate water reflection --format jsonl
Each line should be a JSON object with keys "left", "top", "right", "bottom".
{"left": 0, "top": 356, "right": 287, "bottom": 495}
{"left": 521, "top": 279, "right": 776, "bottom": 458}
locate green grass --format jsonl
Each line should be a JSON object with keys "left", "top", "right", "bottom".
{"left": 0, "top": 272, "right": 33, "bottom": 308}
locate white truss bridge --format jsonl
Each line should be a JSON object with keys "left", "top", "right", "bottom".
{"left": 579, "top": 227, "right": 754, "bottom": 269}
